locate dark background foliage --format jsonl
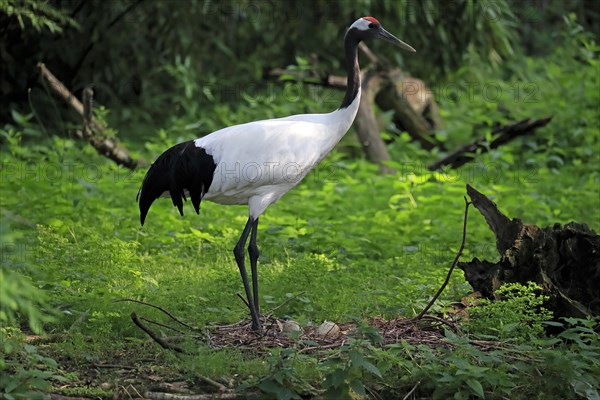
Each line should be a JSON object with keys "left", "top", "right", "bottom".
{"left": 2, "top": 0, "right": 598, "bottom": 131}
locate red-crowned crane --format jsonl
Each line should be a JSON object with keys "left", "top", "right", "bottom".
{"left": 137, "top": 17, "right": 415, "bottom": 331}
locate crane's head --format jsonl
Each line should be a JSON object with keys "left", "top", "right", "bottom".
{"left": 348, "top": 17, "right": 416, "bottom": 52}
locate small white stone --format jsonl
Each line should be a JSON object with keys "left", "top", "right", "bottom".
{"left": 282, "top": 320, "right": 301, "bottom": 334}
{"left": 317, "top": 321, "right": 340, "bottom": 338}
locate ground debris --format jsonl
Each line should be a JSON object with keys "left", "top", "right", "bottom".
{"left": 204, "top": 314, "right": 447, "bottom": 353}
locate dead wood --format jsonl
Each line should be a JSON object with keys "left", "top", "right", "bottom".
{"left": 143, "top": 392, "right": 259, "bottom": 400}
{"left": 90, "top": 363, "right": 136, "bottom": 370}
{"left": 428, "top": 116, "right": 553, "bottom": 170}
{"left": 130, "top": 312, "right": 186, "bottom": 353}
{"left": 460, "top": 184, "right": 600, "bottom": 318}
{"left": 375, "top": 69, "right": 442, "bottom": 150}
{"left": 25, "top": 333, "right": 67, "bottom": 344}
{"left": 37, "top": 62, "right": 142, "bottom": 169}
{"left": 354, "top": 68, "right": 394, "bottom": 173}
{"left": 194, "top": 374, "right": 230, "bottom": 393}
{"left": 114, "top": 298, "right": 200, "bottom": 331}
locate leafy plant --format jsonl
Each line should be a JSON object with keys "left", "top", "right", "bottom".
{"left": 317, "top": 322, "right": 384, "bottom": 398}
{"left": 1, "top": 217, "right": 61, "bottom": 400}
{"left": 1, "top": 331, "right": 67, "bottom": 400}
{"left": 378, "top": 317, "right": 599, "bottom": 400}
{"left": 465, "top": 282, "right": 553, "bottom": 341}
{"left": 0, "top": 0, "right": 79, "bottom": 33}
{"left": 320, "top": 342, "right": 383, "bottom": 398}
{"left": 237, "top": 348, "right": 317, "bottom": 400}
{"left": 0, "top": 268, "right": 54, "bottom": 335}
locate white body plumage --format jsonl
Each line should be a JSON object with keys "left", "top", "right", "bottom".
{"left": 197, "top": 100, "right": 360, "bottom": 218}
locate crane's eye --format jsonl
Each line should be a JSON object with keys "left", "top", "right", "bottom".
{"left": 368, "top": 23, "right": 376, "bottom": 29}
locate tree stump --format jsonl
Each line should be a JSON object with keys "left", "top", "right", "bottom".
{"left": 460, "top": 185, "right": 600, "bottom": 318}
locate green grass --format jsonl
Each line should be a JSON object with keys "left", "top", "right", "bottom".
{"left": 4, "top": 140, "right": 597, "bottom": 334}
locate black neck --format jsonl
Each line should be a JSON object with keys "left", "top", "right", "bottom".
{"left": 339, "top": 29, "right": 361, "bottom": 109}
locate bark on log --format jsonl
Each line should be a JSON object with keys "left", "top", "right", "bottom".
{"left": 37, "top": 62, "right": 142, "bottom": 169}
{"left": 428, "top": 117, "right": 553, "bottom": 170}
{"left": 459, "top": 185, "right": 600, "bottom": 318}
{"left": 375, "top": 69, "right": 442, "bottom": 150}
{"left": 354, "top": 69, "right": 393, "bottom": 174}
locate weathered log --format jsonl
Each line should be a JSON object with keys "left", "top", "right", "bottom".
{"left": 375, "top": 69, "right": 442, "bottom": 150}
{"left": 428, "top": 117, "right": 553, "bottom": 170}
{"left": 354, "top": 69, "right": 393, "bottom": 174}
{"left": 37, "top": 62, "right": 142, "bottom": 169}
{"left": 459, "top": 185, "right": 600, "bottom": 318}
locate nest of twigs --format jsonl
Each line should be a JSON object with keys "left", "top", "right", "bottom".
{"left": 207, "top": 315, "right": 449, "bottom": 353}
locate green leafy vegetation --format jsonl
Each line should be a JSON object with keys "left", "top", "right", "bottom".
{"left": 465, "top": 282, "right": 554, "bottom": 341}
{"left": 0, "top": 0, "right": 78, "bottom": 33}
{"left": 1, "top": 1, "right": 599, "bottom": 398}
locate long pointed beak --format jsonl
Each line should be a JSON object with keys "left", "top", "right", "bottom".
{"left": 378, "top": 27, "right": 416, "bottom": 52}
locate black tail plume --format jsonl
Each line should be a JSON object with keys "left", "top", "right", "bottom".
{"left": 137, "top": 140, "right": 216, "bottom": 225}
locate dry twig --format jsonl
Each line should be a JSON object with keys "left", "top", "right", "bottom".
{"left": 114, "top": 298, "right": 199, "bottom": 331}
{"left": 194, "top": 373, "right": 230, "bottom": 393}
{"left": 130, "top": 312, "right": 186, "bottom": 354}
{"left": 416, "top": 197, "right": 471, "bottom": 319}
{"left": 402, "top": 381, "right": 421, "bottom": 400}
{"left": 141, "top": 316, "right": 187, "bottom": 335}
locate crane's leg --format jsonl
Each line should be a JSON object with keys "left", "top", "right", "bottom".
{"left": 248, "top": 217, "right": 260, "bottom": 314}
{"left": 233, "top": 217, "right": 261, "bottom": 331}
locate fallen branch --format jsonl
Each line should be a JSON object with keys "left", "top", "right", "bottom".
{"left": 375, "top": 69, "right": 442, "bottom": 150}
{"left": 130, "top": 312, "right": 186, "bottom": 354}
{"left": 91, "top": 363, "right": 136, "bottom": 370}
{"left": 114, "top": 298, "right": 199, "bottom": 331}
{"left": 416, "top": 197, "right": 471, "bottom": 319}
{"left": 141, "top": 316, "right": 187, "bottom": 334}
{"left": 144, "top": 392, "right": 259, "bottom": 400}
{"left": 402, "top": 381, "right": 421, "bottom": 400}
{"left": 25, "top": 333, "right": 67, "bottom": 344}
{"left": 428, "top": 116, "right": 553, "bottom": 170}
{"left": 37, "top": 62, "right": 142, "bottom": 169}
{"left": 418, "top": 314, "right": 460, "bottom": 333}
{"left": 194, "top": 373, "right": 230, "bottom": 393}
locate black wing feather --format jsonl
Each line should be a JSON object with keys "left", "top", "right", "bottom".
{"left": 137, "top": 140, "right": 216, "bottom": 225}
